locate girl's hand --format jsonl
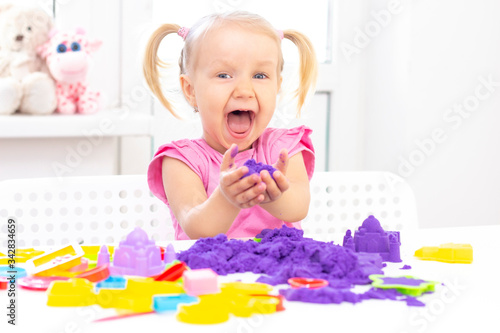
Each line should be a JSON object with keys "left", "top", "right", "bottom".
{"left": 219, "top": 144, "right": 267, "bottom": 209}
{"left": 259, "top": 148, "right": 290, "bottom": 204}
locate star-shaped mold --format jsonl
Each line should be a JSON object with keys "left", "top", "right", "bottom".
{"left": 369, "top": 274, "right": 438, "bottom": 297}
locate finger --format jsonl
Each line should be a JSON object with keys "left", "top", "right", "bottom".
{"left": 236, "top": 181, "right": 266, "bottom": 204}
{"left": 272, "top": 170, "right": 290, "bottom": 193}
{"left": 244, "top": 194, "right": 265, "bottom": 208}
{"left": 274, "top": 149, "right": 288, "bottom": 175}
{"left": 220, "top": 166, "right": 252, "bottom": 188}
{"left": 260, "top": 170, "right": 281, "bottom": 200}
{"left": 220, "top": 144, "right": 239, "bottom": 172}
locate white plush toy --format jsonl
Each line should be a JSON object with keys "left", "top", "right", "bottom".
{"left": 0, "top": 3, "right": 57, "bottom": 115}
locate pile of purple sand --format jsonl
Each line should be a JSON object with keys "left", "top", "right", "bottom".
{"left": 178, "top": 226, "right": 382, "bottom": 286}
{"left": 177, "top": 226, "right": 425, "bottom": 306}
{"left": 280, "top": 286, "right": 425, "bottom": 306}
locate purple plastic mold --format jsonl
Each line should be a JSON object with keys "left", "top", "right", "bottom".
{"left": 97, "top": 245, "right": 110, "bottom": 266}
{"left": 110, "top": 227, "right": 164, "bottom": 276}
{"left": 164, "top": 243, "right": 177, "bottom": 264}
{"left": 344, "top": 215, "right": 402, "bottom": 263}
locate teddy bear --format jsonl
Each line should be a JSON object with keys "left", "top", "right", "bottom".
{"left": 37, "top": 27, "right": 102, "bottom": 114}
{"left": 0, "top": 3, "right": 57, "bottom": 115}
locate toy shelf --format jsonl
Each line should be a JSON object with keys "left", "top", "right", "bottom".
{"left": 0, "top": 108, "right": 154, "bottom": 138}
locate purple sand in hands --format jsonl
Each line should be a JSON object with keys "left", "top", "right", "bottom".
{"left": 241, "top": 159, "right": 277, "bottom": 179}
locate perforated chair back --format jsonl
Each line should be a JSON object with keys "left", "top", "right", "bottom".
{"left": 0, "top": 175, "right": 173, "bottom": 248}
{"left": 0, "top": 171, "right": 418, "bottom": 247}
{"left": 302, "top": 171, "right": 418, "bottom": 242}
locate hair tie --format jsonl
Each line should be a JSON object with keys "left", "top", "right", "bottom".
{"left": 178, "top": 27, "right": 189, "bottom": 41}
{"left": 276, "top": 29, "right": 284, "bottom": 40}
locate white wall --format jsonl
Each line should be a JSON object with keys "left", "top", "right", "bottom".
{"left": 353, "top": 0, "right": 500, "bottom": 228}
{"left": 2, "top": 0, "right": 498, "bottom": 229}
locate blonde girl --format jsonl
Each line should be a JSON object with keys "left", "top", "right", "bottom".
{"left": 144, "top": 11, "right": 318, "bottom": 240}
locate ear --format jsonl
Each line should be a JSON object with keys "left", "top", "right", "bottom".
{"left": 36, "top": 40, "right": 51, "bottom": 59}
{"left": 179, "top": 74, "right": 197, "bottom": 108}
{"left": 277, "top": 75, "right": 283, "bottom": 93}
{"left": 48, "top": 27, "right": 58, "bottom": 39}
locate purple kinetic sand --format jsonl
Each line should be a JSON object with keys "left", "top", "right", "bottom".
{"left": 177, "top": 226, "right": 384, "bottom": 287}
{"left": 280, "top": 286, "right": 425, "bottom": 306}
{"left": 242, "top": 159, "right": 277, "bottom": 179}
{"left": 400, "top": 265, "right": 412, "bottom": 270}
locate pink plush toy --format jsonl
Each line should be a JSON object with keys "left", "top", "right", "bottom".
{"left": 37, "top": 27, "right": 102, "bottom": 114}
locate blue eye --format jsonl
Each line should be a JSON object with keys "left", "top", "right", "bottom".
{"left": 254, "top": 73, "right": 267, "bottom": 79}
{"left": 71, "top": 42, "right": 81, "bottom": 51}
{"left": 56, "top": 44, "right": 67, "bottom": 53}
{"left": 218, "top": 73, "right": 231, "bottom": 79}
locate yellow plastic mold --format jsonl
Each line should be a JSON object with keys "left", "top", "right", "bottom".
{"left": 47, "top": 278, "right": 96, "bottom": 307}
{"left": 176, "top": 296, "right": 230, "bottom": 325}
{"left": 0, "top": 248, "right": 45, "bottom": 264}
{"left": 26, "top": 244, "right": 84, "bottom": 276}
{"left": 176, "top": 282, "right": 278, "bottom": 323}
{"left": 228, "top": 294, "right": 279, "bottom": 317}
{"left": 97, "top": 277, "right": 184, "bottom": 313}
{"left": 220, "top": 282, "right": 273, "bottom": 295}
{"left": 81, "top": 245, "right": 114, "bottom": 261}
{"left": 415, "top": 243, "right": 473, "bottom": 263}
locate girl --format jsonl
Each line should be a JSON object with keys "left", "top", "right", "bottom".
{"left": 144, "top": 11, "right": 318, "bottom": 240}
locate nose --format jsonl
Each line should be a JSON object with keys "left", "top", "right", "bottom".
{"left": 16, "top": 35, "right": 24, "bottom": 42}
{"left": 233, "top": 77, "right": 255, "bottom": 99}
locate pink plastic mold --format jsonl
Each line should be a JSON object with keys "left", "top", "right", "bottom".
{"left": 183, "top": 268, "right": 220, "bottom": 296}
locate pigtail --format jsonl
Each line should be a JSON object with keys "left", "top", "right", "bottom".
{"left": 143, "top": 23, "right": 182, "bottom": 118}
{"left": 283, "top": 29, "right": 318, "bottom": 115}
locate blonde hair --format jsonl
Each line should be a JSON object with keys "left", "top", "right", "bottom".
{"left": 143, "top": 11, "right": 318, "bottom": 119}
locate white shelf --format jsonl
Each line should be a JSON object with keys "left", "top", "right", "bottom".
{"left": 0, "top": 108, "right": 154, "bottom": 138}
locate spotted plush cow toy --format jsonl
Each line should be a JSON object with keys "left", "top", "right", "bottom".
{"left": 37, "top": 28, "right": 102, "bottom": 114}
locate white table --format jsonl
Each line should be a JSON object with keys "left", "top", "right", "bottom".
{"left": 2, "top": 225, "right": 499, "bottom": 333}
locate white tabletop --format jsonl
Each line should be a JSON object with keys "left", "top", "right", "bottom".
{"left": 2, "top": 225, "right": 499, "bottom": 333}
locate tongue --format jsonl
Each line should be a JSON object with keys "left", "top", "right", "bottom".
{"left": 227, "top": 111, "right": 251, "bottom": 134}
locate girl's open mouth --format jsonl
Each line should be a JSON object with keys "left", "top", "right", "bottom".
{"left": 226, "top": 110, "right": 254, "bottom": 138}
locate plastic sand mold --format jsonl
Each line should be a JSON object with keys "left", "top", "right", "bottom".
{"left": 414, "top": 243, "right": 473, "bottom": 263}
{"left": 288, "top": 277, "right": 329, "bottom": 289}
{"left": 369, "top": 275, "right": 438, "bottom": 297}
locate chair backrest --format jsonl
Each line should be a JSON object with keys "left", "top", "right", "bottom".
{"left": 0, "top": 171, "right": 418, "bottom": 247}
{"left": 0, "top": 175, "right": 173, "bottom": 248}
{"left": 302, "top": 171, "right": 418, "bottom": 242}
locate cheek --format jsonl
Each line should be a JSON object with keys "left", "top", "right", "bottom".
{"left": 257, "top": 86, "right": 278, "bottom": 106}
{"left": 197, "top": 85, "right": 227, "bottom": 107}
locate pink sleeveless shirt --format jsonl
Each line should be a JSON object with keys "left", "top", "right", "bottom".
{"left": 148, "top": 126, "right": 315, "bottom": 240}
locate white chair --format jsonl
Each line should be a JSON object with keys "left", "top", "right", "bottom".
{"left": 302, "top": 171, "right": 418, "bottom": 241}
{"left": 0, "top": 175, "right": 173, "bottom": 248}
{"left": 0, "top": 171, "right": 417, "bottom": 247}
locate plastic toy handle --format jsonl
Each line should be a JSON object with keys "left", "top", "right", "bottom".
{"left": 154, "top": 262, "right": 187, "bottom": 281}
{"left": 288, "top": 277, "right": 329, "bottom": 289}
{"left": 75, "top": 264, "right": 110, "bottom": 282}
